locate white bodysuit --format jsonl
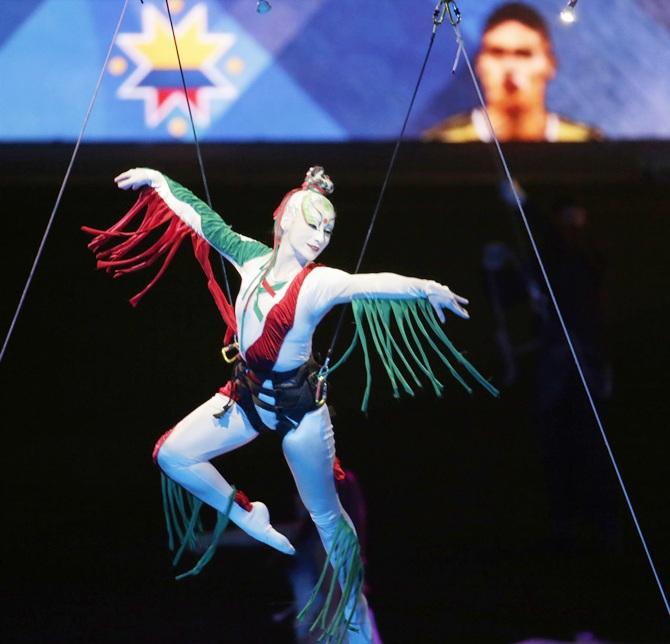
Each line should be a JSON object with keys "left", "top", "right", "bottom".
{"left": 142, "top": 171, "right": 444, "bottom": 643}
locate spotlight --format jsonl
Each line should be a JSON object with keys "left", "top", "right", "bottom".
{"left": 560, "top": 0, "right": 578, "bottom": 24}
{"left": 256, "top": 0, "right": 272, "bottom": 14}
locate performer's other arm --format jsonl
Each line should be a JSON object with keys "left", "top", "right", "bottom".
{"left": 307, "top": 267, "right": 470, "bottom": 323}
{"left": 114, "top": 168, "right": 271, "bottom": 271}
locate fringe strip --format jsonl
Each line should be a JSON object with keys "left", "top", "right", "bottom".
{"left": 160, "top": 474, "right": 235, "bottom": 580}
{"left": 297, "top": 518, "right": 365, "bottom": 643}
{"left": 350, "top": 297, "right": 499, "bottom": 412}
{"left": 82, "top": 189, "right": 236, "bottom": 332}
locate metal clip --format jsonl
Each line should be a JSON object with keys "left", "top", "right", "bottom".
{"left": 433, "top": 0, "right": 448, "bottom": 29}
{"left": 447, "top": 1, "right": 461, "bottom": 26}
{"left": 221, "top": 342, "right": 240, "bottom": 364}
{"left": 314, "top": 364, "right": 329, "bottom": 406}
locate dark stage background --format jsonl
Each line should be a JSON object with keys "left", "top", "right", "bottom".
{"left": 2, "top": 142, "right": 669, "bottom": 643}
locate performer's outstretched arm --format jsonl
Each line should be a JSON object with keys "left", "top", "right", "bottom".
{"left": 115, "top": 168, "right": 271, "bottom": 272}
{"left": 306, "top": 266, "right": 470, "bottom": 323}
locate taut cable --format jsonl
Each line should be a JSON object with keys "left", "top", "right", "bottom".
{"left": 449, "top": 12, "right": 669, "bottom": 618}
{"left": 164, "top": 0, "right": 235, "bottom": 315}
{"left": 320, "top": 4, "right": 448, "bottom": 381}
{"left": 0, "top": 0, "right": 131, "bottom": 366}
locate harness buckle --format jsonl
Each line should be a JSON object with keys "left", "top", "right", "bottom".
{"left": 433, "top": 0, "right": 448, "bottom": 27}
{"left": 221, "top": 342, "right": 240, "bottom": 364}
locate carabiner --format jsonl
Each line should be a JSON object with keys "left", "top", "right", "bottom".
{"left": 433, "top": 0, "right": 448, "bottom": 27}
{"left": 447, "top": 1, "right": 461, "bottom": 26}
{"left": 314, "top": 364, "right": 329, "bottom": 406}
{"left": 221, "top": 342, "right": 240, "bottom": 364}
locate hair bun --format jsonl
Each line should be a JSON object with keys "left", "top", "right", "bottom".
{"left": 302, "top": 166, "right": 334, "bottom": 196}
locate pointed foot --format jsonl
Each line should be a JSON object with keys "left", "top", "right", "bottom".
{"left": 231, "top": 501, "right": 295, "bottom": 555}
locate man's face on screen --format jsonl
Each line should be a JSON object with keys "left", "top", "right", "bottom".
{"left": 476, "top": 20, "right": 556, "bottom": 114}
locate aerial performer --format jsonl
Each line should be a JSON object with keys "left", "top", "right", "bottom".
{"left": 82, "top": 164, "right": 497, "bottom": 643}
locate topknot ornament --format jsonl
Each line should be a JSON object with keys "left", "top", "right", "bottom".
{"left": 301, "top": 166, "right": 334, "bottom": 196}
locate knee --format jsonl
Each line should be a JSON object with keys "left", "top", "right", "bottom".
{"left": 152, "top": 428, "right": 173, "bottom": 464}
{"left": 152, "top": 428, "right": 187, "bottom": 473}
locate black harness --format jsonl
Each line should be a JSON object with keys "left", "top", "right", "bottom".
{"left": 216, "top": 357, "right": 323, "bottom": 440}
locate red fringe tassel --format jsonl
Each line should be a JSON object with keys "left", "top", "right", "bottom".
{"left": 82, "top": 189, "right": 236, "bottom": 333}
{"left": 333, "top": 456, "right": 346, "bottom": 481}
{"left": 234, "top": 490, "right": 253, "bottom": 512}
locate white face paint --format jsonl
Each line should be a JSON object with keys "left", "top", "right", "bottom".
{"left": 282, "top": 191, "right": 335, "bottom": 263}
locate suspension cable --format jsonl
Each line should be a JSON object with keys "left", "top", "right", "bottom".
{"left": 319, "top": 3, "right": 449, "bottom": 379}
{"left": 0, "top": 0, "right": 131, "bottom": 366}
{"left": 448, "top": 13, "right": 669, "bottom": 618}
{"left": 164, "top": 0, "right": 235, "bottom": 312}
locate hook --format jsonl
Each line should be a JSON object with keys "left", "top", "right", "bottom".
{"left": 447, "top": 1, "right": 461, "bottom": 26}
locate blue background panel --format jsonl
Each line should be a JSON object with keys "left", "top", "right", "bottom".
{"left": 0, "top": 0, "right": 668, "bottom": 141}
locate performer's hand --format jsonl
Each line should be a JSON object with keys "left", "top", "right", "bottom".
{"left": 114, "top": 167, "right": 160, "bottom": 191}
{"left": 427, "top": 283, "right": 470, "bottom": 321}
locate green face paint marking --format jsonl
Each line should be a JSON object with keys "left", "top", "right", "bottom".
{"left": 301, "top": 192, "right": 335, "bottom": 229}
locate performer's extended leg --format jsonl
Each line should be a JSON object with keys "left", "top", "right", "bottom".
{"left": 155, "top": 393, "right": 295, "bottom": 554}
{"left": 282, "top": 405, "right": 373, "bottom": 643}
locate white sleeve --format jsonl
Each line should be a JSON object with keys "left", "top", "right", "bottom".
{"left": 306, "top": 266, "right": 440, "bottom": 321}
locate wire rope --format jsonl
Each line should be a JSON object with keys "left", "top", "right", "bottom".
{"left": 164, "top": 0, "right": 235, "bottom": 313}
{"left": 0, "top": 0, "right": 131, "bottom": 366}
{"left": 447, "top": 11, "right": 669, "bottom": 617}
{"left": 320, "top": 6, "right": 448, "bottom": 378}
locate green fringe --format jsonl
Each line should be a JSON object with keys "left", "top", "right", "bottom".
{"left": 297, "top": 518, "right": 365, "bottom": 643}
{"left": 350, "top": 298, "right": 499, "bottom": 412}
{"left": 160, "top": 474, "right": 236, "bottom": 579}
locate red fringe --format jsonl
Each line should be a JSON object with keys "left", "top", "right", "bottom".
{"left": 191, "top": 234, "right": 236, "bottom": 332}
{"left": 234, "top": 490, "right": 253, "bottom": 512}
{"left": 333, "top": 456, "right": 346, "bottom": 481}
{"left": 82, "top": 189, "right": 237, "bottom": 332}
{"left": 244, "top": 263, "right": 318, "bottom": 371}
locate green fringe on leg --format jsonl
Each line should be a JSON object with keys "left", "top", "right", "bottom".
{"left": 172, "top": 494, "right": 203, "bottom": 567}
{"left": 175, "top": 494, "right": 234, "bottom": 580}
{"left": 297, "top": 518, "right": 365, "bottom": 643}
{"left": 160, "top": 473, "right": 236, "bottom": 579}
{"left": 351, "top": 297, "right": 499, "bottom": 411}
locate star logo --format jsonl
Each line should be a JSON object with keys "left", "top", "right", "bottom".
{"left": 115, "top": 3, "right": 237, "bottom": 130}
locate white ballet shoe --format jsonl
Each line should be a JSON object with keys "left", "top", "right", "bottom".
{"left": 229, "top": 501, "right": 295, "bottom": 555}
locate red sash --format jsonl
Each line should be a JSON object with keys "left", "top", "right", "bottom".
{"left": 244, "top": 263, "right": 320, "bottom": 372}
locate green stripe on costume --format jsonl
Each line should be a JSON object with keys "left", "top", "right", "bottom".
{"left": 164, "top": 176, "right": 271, "bottom": 265}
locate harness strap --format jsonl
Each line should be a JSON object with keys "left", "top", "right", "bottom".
{"left": 219, "top": 358, "right": 322, "bottom": 440}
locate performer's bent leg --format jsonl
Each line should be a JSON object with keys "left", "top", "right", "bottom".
{"left": 282, "top": 405, "right": 373, "bottom": 643}
{"left": 155, "top": 393, "right": 295, "bottom": 554}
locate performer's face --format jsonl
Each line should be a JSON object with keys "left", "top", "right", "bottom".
{"left": 476, "top": 20, "right": 556, "bottom": 113}
{"left": 285, "top": 192, "right": 335, "bottom": 263}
